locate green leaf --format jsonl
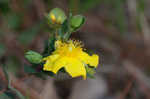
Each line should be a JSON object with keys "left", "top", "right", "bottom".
{"left": 70, "top": 15, "right": 85, "bottom": 31}
{"left": 25, "top": 51, "right": 43, "bottom": 64}
{"left": 42, "top": 36, "right": 55, "bottom": 57}
{"left": 85, "top": 66, "right": 96, "bottom": 78}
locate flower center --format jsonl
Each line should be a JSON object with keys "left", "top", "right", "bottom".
{"left": 69, "top": 46, "right": 73, "bottom": 52}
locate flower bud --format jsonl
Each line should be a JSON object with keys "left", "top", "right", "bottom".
{"left": 48, "top": 8, "right": 67, "bottom": 25}
{"left": 25, "top": 51, "right": 43, "bottom": 64}
{"left": 70, "top": 15, "right": 85, "bottom": 31}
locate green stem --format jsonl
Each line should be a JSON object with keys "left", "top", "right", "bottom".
{"left": 2, "top": 64, "right": 25, "bottom": 99}
{"left": 63, "top": 13, "right": 73, "bottom": 41}
{"left": 63, "top": 31, "right": 72, "bottom": 41}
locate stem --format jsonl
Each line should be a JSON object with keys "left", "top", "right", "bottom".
{"left": 2, "top": 64, "right": 25, "bottom": 99}
{"left": 63, "top": 13, "right": 73, "bottom": 41}
{"left": 63, "top": 31, "right": 72, "bottom": 41}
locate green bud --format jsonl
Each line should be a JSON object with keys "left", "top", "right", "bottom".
{"left": 70, "top": 15, "right": 85, "bottom": 31}
{"left": 25, "top": 51, "right": 43, "bottom": 64}
{"left": 48, "top": 8, "right": 67, "bottom": 25}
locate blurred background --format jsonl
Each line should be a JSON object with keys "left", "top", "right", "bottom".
{"left": 0, "top": 0, "right": 150, "bottom": 99}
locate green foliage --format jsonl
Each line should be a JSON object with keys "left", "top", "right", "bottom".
{"left": 1, "top": 0, "right": 145, "bottom": 98}
{"left": 0, "top": 43, "right": 6, "bottom": 57}
{"left": 24, "top": 8, "right": 89, "bottom": 80}
{"left": 0, "top": 0, "right": 10, "bottom": 14}
{"left": 60, "top": 20, "right": 69, "bottom": 34}
{"left": 6, "top": 56, "right": 21, "bottom": 75}
{"left": 85, "top": 66, "right": 96, "bottom": 78}
{"left": 0, "top": 30, "right": 4, "bottom": 36}
{"left": 79, "top": 0, "right": 102, "bottom": 13}
{"left": 46, "top": 9, "right": 85, "bottom": 40}
{"left": 110, "top": 0, "right": 127, "bottom": 34}
{"left": 2, "top": 64, "right": 25, "bottom": 99}
{"left": 0, "top": 93, "right": 12, "bottom": 99}
{"left": 25, "top": 51, "right": 43, "bottom": 64}
{"left": 23, "top": 0, "right": 32, "bottom": 8}
{"left": 6, "top": 13, "right": 22, "bottom": 30}
{"left": 70, "top": 15, "right": 85, "bottom": 31}
{"left": 18, "top": 21, "right": 43, "bottom": 45}
{"left": 42, "top": 36, "right": 56, "bottom": 57}
{"left": 137, "top": 0, "right": 145, "bottom": 12}
{"left": 24, "top": 64, "right": 37, "bottom": 74}
{"left": 24, "top": 64, "right": 54, "bottom": 79}
{"left": 69, "top": 0, "right": 102, "bottom": 13}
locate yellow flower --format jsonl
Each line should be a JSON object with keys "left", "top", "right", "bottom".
{"left": 43, "top": 40, "right": 99, "bottom": 79}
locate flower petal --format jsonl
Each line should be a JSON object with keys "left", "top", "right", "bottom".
{"left": 52, "top": 57, "right": 67, "bottom": 73}
{"left": 43, "top": 54, "right": 60, "bottom": 72}
{"left": 64, "top": 58, "right": 86, "bottom": 79}
{"left": 78, "top": 52, "right": 89, "bottom": 64}
{"left": 88, "top": 54, "right": 99, "bottom": 67}
{"left": 43, "top": 59, "right": 53, "bottom": 71}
